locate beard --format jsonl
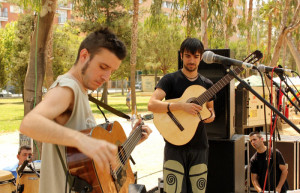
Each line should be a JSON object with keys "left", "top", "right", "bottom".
{"left": 80, "top": 60, "right": 95, "bottom": 90}
{"left": 183, "top": 63, "right": 197, "bottom": 72}
{"left": 81, "top": 59, "right": 91, "bottom": 75}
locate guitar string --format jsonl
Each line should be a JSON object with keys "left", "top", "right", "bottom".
{"left": 113, "top": 130, "right": 140, "bottom": 175}
{"left": 114, "top": 130, "right": 142, "bottom": 175}
{"left": 112, "top": 125, "right": 143, "bottom": 175}
{"left": 113, "top": 127, "right": 140, "bottom": 173}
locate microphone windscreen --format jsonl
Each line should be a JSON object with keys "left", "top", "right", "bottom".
{"left": 202, "top": 51, "right": 214, "bottom": 64}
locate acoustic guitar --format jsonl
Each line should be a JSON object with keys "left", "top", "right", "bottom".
{"left": 66, "top": 121, "right": 144, "bottom": 193}
{"left": 153, "top": 50, "right": 262, "bottom": 146}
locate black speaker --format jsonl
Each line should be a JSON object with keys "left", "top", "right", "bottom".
{"left": 207, "top": 135, "right": 245, "bottom": 193}
{"left": 235, "top": 88, "right": 248, "bottom": 134}
{"left": 178, "top": 49, "right": 235, "bottom": 139}
{"left": 128, "top": 184, "right": 147, "bottom": 193}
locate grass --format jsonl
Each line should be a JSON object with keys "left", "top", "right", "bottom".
{"left": 0, "top": 92, "right": 151, "bottom": 133}
{"left": 0, "top": 98, "right": 24, "bottom": 133}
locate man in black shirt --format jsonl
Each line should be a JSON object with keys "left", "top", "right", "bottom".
{"left": 148, "top": 38, "right": 215, "bottom": 193}
{"left": 249, "top": 131, "right": 289, "bottom": 193}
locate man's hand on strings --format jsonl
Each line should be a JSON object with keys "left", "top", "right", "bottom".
{"left": 131, "top": 119, "right": 152, "bottom": 144}
{"left": 77, "top": 135, "right": 118, "bottom": 173}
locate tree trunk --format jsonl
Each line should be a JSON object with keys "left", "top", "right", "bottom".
{"left": 44, "top": 24, "right": 54, "bottom": 89}
{"left": 269, "top": 0, "right": 300, "bottom": 67}
{"left": 101, "top": 82, "right": 108, "bottom": 104}
{"left": 155, "top": 68, "right": 158, "bottom": 86}
{"left": 186, "top": 0, "right": 191, "bottom": 37}
{"left": 247, "top": 0, "right": 253, "bottom": 54}
{"left": 200, "top": 0, "right": 208, "bottom": 48}
{"left": 266, "top": 13, "right": 272, "bottom": 63}
{"left": 286, "top": 34, "right": 300, "bottom": 70}
{"left": 21, "top": 0, "right": 56, "bottom": 160}
{"left": 121, "top": 79, "right": 124, "bottom": 96}
{"left": 130, "top": 0, "right": 139, "bottom": 116}
{"left": 271, "top": 32, "right": 289, "bottom": 67}
{"left": 223, "top": 0, "right": 233, "bottom": 49}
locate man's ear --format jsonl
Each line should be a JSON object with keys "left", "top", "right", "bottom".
{"left": 79, "top": 49, "right": 90, "bottom": 63}
{"left": 260, "top": 137, "right": 264, "bottom": 142}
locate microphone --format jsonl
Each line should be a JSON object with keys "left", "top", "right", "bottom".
{"left": 202, "top": 51, "right": 255, "bottom": 69}
{"left": 17, "top": 155, "right": 31, "bottom": 176}
{"left": 257, "top": 64, "right": 292, "bottom": 74}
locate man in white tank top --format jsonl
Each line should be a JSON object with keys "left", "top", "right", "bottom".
{"left": 19, "top": 28, "right": 152, "bottom": 193}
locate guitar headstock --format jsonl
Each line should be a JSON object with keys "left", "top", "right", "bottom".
{"left": 243, "top": 50, "right": 263, "bottom": 64}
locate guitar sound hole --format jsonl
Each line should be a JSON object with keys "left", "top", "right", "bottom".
{"left": 187, "top": 97, "right": 199, "bottom": 104}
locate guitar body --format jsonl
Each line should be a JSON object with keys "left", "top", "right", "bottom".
{"left": 66, "top": 121, "right": 135, "bottom": 193}
{"left": 153, "top": 85, "right": 211, "bottom": 146}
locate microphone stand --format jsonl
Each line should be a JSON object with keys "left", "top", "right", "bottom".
{"left": 27, "top": 164, "right": 40, "bottom": 178}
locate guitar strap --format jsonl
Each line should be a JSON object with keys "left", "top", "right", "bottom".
{"left": 88, "top": 94, "right": 131, "bottom": 120}
{"left": 55, "top": 145, "right": 93, "bottom": 192}
{"left": 167, "top": 103, "right": 185, "bottom": 131}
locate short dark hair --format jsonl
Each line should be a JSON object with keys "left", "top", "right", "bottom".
{"left": 249, "top": 131, "right": 262, "bottom": 138}
{"left": 180, "top": 38, "right": 204, "bottom": 55}
{"left": 18, "top": 145, "right": 32, "bottom": 155}
{"left": 75, "top": 28, "right": 127, "bottom": 64}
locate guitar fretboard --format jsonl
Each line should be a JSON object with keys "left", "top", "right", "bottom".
{"left": 123, "top": 124, "right": 143, "bottom": 157}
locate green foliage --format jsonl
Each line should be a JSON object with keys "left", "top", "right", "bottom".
{"left": 139, "top": 14, "right": 183, "bottom": 75}
{"left": 72, "top": 0, "right": 129, "bottom": 29}
{"left": 0, "top": 22, "right": 16, "bottom": 88}
{"left": 52, "top": 23, "right": 83, "bottom": 79}
{"left": 10, "top": 14, "right": 33, "bottom": 94}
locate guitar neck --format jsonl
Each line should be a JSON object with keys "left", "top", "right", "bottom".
{"left": 196, "top": 66, "right": 244, "bottom": 105}
{"left": 122, "top": 124, "right": 143, "bottom": 160}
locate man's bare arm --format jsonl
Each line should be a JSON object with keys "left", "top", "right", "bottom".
{"left": 251, "top": 173, "right": 262, "bottom": 193}
{"left": 276, "top": 164, "right": 288, "bottom": 193}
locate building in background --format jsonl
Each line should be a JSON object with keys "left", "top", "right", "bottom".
{"left": 0, "top": 0, "right": 73, "bottom": 28}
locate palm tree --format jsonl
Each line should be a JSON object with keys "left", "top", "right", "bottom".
{"left": 130, "top": 0, "right": 139, "bottom": 115}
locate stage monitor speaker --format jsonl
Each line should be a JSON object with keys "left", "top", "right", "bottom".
{"left": 248, "top": 139, "right": 298, "bottom": 190}
{"left": 178, "top": 49, "right": 235, "bottom": 139}
{"left": 128, "top": 184, "right": 147, "bottom": 193}
{"left": 207, "top": 135, "right": 245, "bottom": 193}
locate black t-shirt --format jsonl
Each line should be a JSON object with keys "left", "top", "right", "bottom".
{"left": 155, "top": 70, "right": 215, "bottom": 150}
{"left": 250, "top": 149, "right": 289, "bottom": 192}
